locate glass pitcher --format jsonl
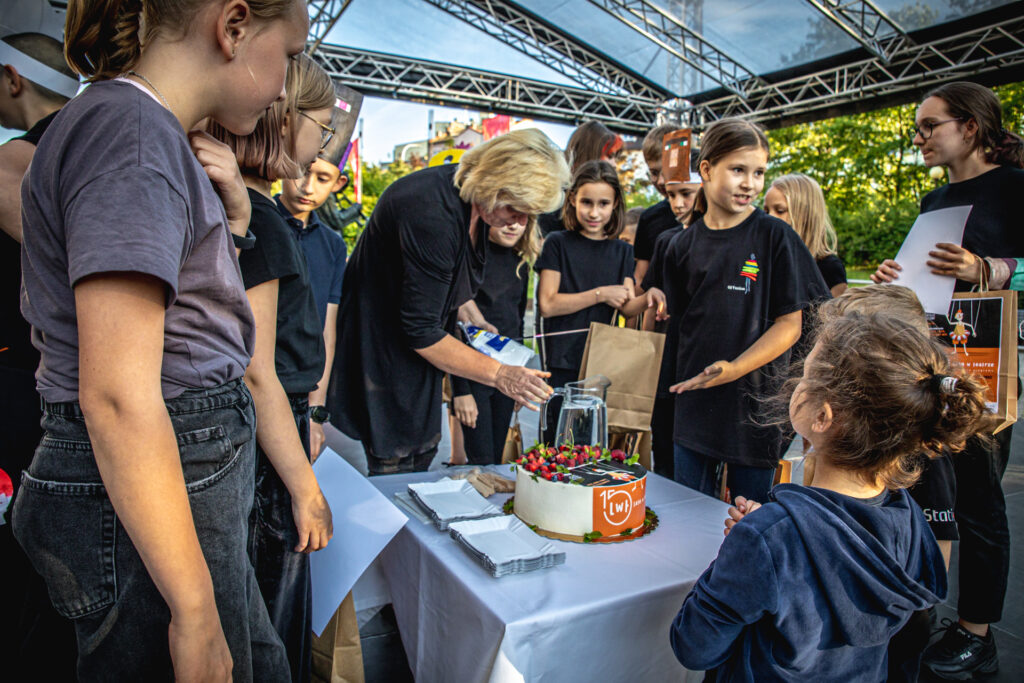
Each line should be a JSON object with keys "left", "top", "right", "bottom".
{"left": 541, "top": 375, "right": 611, "bottom": 448}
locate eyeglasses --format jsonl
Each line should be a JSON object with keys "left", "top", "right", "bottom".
{"left": 908, "top": 118, "right": 961, "bottom": 141}
{"left": 299, "top": 110, "right": 335, "bottom": 150}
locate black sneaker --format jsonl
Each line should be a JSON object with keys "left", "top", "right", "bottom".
{"left": 922, "top": 622, "right": 999, "bottom": 680}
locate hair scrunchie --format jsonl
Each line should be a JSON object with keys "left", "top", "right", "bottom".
{"left": 929, "top": 374, "right": 959, "bottom": 395}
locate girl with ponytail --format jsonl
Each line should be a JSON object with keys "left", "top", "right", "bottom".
{"left": 871, "top": 80, "right": 1022, "bottom": 678}
{"left": 672, "top": 312, "right": 993, "bottom": 681}
{"left": 14, "top": 0, "right": 308, "bottom": 680}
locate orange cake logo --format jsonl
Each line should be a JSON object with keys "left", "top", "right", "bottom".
{"left": 593, "top": 478, "right": 646, "bottom": 535}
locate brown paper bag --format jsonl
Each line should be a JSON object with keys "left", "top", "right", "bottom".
{"left": 578, "top": 322, "right": 665, "bottom": 432}
{"left": 311, "top": 591, "right": 364, "bottom": 683}
{"left": 930, "top": 291, "right": 1018, "bottom": 433}
{"left": 608, "top": 428, "right": 653, "bottom": 470}
{"left": 501, "top": 413, "right": 523, "bottom": 464}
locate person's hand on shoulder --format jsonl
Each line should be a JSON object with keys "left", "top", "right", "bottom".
{"left": 724, "top": 496, "right": 762, "bottom": 536}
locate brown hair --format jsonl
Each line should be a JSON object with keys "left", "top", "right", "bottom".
{"left": 565, "top": 120, "right": 620, "bottom": 173}
{"left": 782, "top": 312, "right": 995, "bottom": 489}
{"left": 64, "top": 0, "right": 296, "bottom": 82}
{"left": 562, "top": 160, "right": 626, "bottom": 238}
{"left": 2, "top": 33, "right": 77, "bottom": 104}
{"left": 691, "top": 118, "right": 769, "bottom": 221}
{"left": 816, "top": 285, "right": 928, "bottom": 335}
{"left": 207, "top": 53, "right": 334, "bottom": 181}
{"left": 925, "top": 81, "right": 1024, "bottom": 169}
{"left": 642, "top": 123, "right": 677, "bottom": 163}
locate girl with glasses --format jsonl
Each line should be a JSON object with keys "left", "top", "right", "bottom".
{"left": 207, "top": 52, "right": 336, "bottom": 683}
{"left": 871, "top": 81, "right": 1024, "bottom": 681}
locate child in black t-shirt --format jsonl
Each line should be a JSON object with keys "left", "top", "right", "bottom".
{"left": 662, "top": 119, "right": 828, "bottom": 502}
{"left": 765, "top": 173, "right": 847, "bottom": 297}
{"left": 535, "top": 160, "right": 634, "bottom": 443}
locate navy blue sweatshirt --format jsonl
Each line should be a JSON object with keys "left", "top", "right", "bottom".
{"left": 671, "top": 484, "right": 946, "bottom": 682}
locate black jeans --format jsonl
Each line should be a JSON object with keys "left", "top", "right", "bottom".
{"left": 954, "top": 426, "right": 1013, "bottom": 624}
{"left": 0, "top": 365, "right": 77, "bottom": 680}
{"left": 650, "top": 394, "right": 675, "bottom": 480}
{"left": 13, "top": 379, "right": 289, "bottom": 682}
{"left": 459, "top": 381, "right": 516, "bottom": 465}
{"left": 249, "top": 394, "right": 314, "bottom": 683}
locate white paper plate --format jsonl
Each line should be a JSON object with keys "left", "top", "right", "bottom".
{"left": 449, "top": 515, "right": 561, "bottom": 565}
{"left": 407, "top": 478, "right": 501, "bottom": 528}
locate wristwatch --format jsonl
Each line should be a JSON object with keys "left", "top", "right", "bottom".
{"left": 310, "top": 406, "right": 330, "bottom": 424}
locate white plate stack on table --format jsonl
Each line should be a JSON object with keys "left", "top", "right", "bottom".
{"left": 406, "top": 478, "right": 503, "bottom": 530}
{"left": 448, "top": 515, "right": 567, "bottom": 577}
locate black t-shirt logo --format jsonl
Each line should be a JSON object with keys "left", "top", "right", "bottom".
{"left": 729, "top": 252, "right": 759, "bottom": 294}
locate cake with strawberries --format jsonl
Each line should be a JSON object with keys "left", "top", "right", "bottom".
{"left": 510, "top": 444, "right": 651, "bottom": 542}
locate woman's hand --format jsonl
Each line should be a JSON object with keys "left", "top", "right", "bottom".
{"left": 598, "top": 284, "right": 632, "bottom": 308}
{"left": 291, "top": 487, "right": 333, "bottom": 553}
{"left": 869, "top": 259, "right": 902, "bottom": 284}
{"left": 927, "top": 243, "right": 984, "bottom": 283}
{"left": 188, "top": 131, "right": 250, "bottom": 237}
{"left": 494, "top": 365, "right": 551, "bottom": 411}
{"left": 309, "top": 421, "right": 327, "bottom": 463}
{"left": 169, "top": 608, "right": 233, "bottom": 683}
{"left": 452, "top": 394, "right": 479, "bottom": 429}
{"left": 724, "top": 496, "right": 762, "bottom": 536}
{"left": 670, "top": 360, "right": 737, "bottom": 393}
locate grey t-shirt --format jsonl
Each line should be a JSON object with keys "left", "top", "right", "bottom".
{"left": 20, "top": 79, "right": 255, "bottom": 402}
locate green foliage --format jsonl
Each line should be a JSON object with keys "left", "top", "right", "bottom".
{"left": 766, "top": 80, "right": 1024, "bottom": 266}
{"left": 335, "top": 159, "right": 416, "bottom": 249}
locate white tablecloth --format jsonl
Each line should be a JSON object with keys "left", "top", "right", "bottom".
{"left": 354, "top": 466, "right": 730, "bottom": 683}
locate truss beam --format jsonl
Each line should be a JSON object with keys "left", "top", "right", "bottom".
{"left": 306, "top": 0, "right": 353, "bottom": 53}
{"left": 309, "top": 42, "right": 658, "bottom": 133}
{"left": 803, "top": 0, "right": 910, "bottom": 62}
{"left": 587, "top": 0, "right": 756, "bottom": 97}
{"left": 678, "top": 11, "right": 1024, "bottom": 129}
{"left": 422, "top": 0, "right": 671, "bottom": 101}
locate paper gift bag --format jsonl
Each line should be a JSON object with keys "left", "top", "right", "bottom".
{"left": 608, "top": 428, "right": 652, "bottom": 470}
{"left": 501, "top": 413, "right": 523, "bottom": 464}
{"left": 930, "top": 290, "right": 1018, "bottom": 433}
{"left": 578, "top": 322, "right": 665, "bottom": 432}
{"left": 311, "top": 591, "right": 364, "bottom": 683}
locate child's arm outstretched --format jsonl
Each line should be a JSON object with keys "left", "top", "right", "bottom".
{"left": 536, "top": 270, "right": 633, "bottom": 317}
{"left": 671, "top": 309, "right": 802, "bottom": 392}
{"left": 670, "top": 520, "right": 778, "bottom": 671}
{"left": 619, "top": 284, "right": 668, "bottom": 320}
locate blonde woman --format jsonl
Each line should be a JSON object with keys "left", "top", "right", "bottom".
{"left": 329, "top": 128, "right": 570, "bottom": 474}
{"left": 765, "top": 173, "right": 848, "bottom": 297}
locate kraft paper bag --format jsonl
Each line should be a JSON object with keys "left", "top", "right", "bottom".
{"left": 501, "top": 412, "right": 523, "bottom": 464}
{"left": 311, "top": 591, "right": 364, "bottom": 683}
{"left": 578, "top": 322, "right": 665, "bottom": 432}
{"left": 930, "top": 290, "right": 1018, "bottom": 433}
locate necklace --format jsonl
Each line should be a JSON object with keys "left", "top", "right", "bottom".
{"left": 127, "top": 70, "right": 171, "bottom": 110}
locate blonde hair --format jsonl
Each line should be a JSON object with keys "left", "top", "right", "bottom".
{"left": 65, "top": 0, "right": 296, "bottom": 82}
{"left": 455, "top": 128, "right": 570, "bottom": 219}
{"left": 642, "top": 124, "right": 677, "bottom": 163}
{"left": 207, "top": 53, "right": 334, "bottom": 181}
{"left": 511, "top": 225, "right": 541, "bottom": 278}
{"left": 769, "top": 173, "right": 837, "bottom": 260}
{"left": 817, "top": 285, "right": 928, "bottom": 335}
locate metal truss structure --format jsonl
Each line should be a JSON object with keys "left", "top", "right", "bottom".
{"left": 309, "top": 42, "right": 660, "bottom": 133}
{"left": 803, "top": 0, "right": 909, "bottom": 62}
{"left": 307, "top": 0, "right": 1024, "bottom": 131}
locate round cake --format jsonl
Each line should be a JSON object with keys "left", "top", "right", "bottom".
{"left": 512, "top": 444, "right": 647, "bottom": 540}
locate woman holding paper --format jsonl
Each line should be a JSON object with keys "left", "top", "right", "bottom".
{"left": 871, "top": 81, "right": 1024, "bottom": 681}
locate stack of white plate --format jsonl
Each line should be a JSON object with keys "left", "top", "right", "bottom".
{"left": 406, "top": 478, "right": 503, "bottom": 531}
{"left": 448, "top": 516, "right": 566, "bottom": 577}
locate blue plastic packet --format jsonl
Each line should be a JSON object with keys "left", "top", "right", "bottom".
{"left": 459, "top": 323, "right": 535, "bottom": 367}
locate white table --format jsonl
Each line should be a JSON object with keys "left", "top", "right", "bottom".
{"left": 354, "top": 466, "right": 730, "bottom": 683}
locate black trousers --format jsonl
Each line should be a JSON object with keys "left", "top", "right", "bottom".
{"left": 0, "top": 366, "right": 78, "bottom": 680}
{"left": 651, "top": 394, "right": 675, "bottom": 480}
{"left": 541, "top": 367, "right": 582, "bottom": 446}
{"left": 954, "top": 426, "right": 1013, "bottom": 624}
{"left": 460, "top": 380, "right": 516, "bottom": 465}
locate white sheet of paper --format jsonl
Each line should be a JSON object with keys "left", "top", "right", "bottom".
{"left": 309, "top": 448, "right": 407, "bottom": 635}
{"left": 891, "top": 205, "right": 972, "bottom": 314}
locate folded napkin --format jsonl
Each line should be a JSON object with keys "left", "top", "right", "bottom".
{"left": 450, "top": 468, "right": 516, "bottom": 497}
